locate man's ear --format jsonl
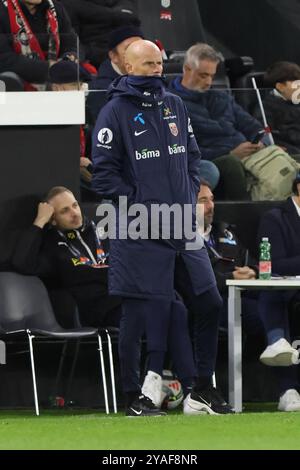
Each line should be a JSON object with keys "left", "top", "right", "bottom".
{"left": 108, "top": 49, "right": 116, "bottom": 64}
{"left": 276, "top": 81, "right": 284, "bottom": 93}
{"left": 125, "top": 63, "right": 132, "bottom": 74}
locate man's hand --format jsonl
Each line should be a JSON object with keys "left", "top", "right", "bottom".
{"left": 232, "top": 266, "right": 257, "bottom": 280}
{"left": 257, "top": 141, "right": 265, "bottom": 150}
{"left": 80, "top": 157, "right": 92, "bottom": 168}
{"left": 63, "top": 54, "right": 78, "bottom": 63}
{"left": 33, "top": 202, "right": 54, "bottom": 229}
{"left": 230, "top": 142, "right": 261, "bottom": 158}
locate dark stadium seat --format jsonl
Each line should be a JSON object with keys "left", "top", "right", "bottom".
{"left": 138, "top": 0, "right": 206, "bottom": 52}
{"left": 214, "top": 200, "right": 283, "bottom": 258}
{"left": 225, "top": 56, "right": 254, "bottom": 85}
{"left": 0, "top": 272, "right": 117, "bottom": 415}
{"left": 233, "top": 71, "right": 269, "bottom": 114}
{"left": 212, "top": 60, "right": 231, "bottom": 90}
{"left": 0, "top": 72, "right": 24, "bottom": 91}
{"left": 86, "top": 89, "right": 107, "bottom": 124}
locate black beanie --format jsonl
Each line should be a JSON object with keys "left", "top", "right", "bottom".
{"left": 108, "top": 25, "right": 144, "bottom": 50}
{"left": 49, "top": 60, "right": 91, "bottom": 84}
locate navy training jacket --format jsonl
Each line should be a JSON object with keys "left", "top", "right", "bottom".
{"left": 92, "top": 75, "right": 216, "bottom": 299}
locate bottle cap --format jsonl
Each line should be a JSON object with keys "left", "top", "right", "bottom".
{"left": 262, "top": 237, "right": 269, "bottom": 242}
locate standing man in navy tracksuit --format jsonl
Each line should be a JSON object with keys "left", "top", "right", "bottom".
{"left": 92, "top": 40, "right": 232, "bottom": 416}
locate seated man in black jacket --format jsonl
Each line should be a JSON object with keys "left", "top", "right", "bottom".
{"left": 12, "top": 185, "right": 121, "bottom": 327}
{"left": 61, "top": 0, "right": 140, "bottom": 68}
{"left": 258, "top": 61, "right": 300, "bottom": 158}
{"left": 13, "top": 186, "right": 203, "bottom": 416}
{"left": 89, "top": 24, "right": 144, "bottom": 90}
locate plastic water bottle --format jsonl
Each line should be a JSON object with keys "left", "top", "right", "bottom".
{"left": 259, "top": 237, "right": 272, "bottom": 280}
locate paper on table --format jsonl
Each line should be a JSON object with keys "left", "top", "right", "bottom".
{"left": 271, "top": 275, "right": 300, "bottom": 280}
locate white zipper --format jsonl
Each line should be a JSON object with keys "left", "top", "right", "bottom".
{"left": 75, "top": 230, "right": 98, "bottom": 265}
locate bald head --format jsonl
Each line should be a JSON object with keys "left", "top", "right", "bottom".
{"left": 124, "top": 40, "right": 163, "bottom": 76}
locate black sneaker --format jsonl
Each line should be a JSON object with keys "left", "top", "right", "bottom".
{"left": 126, "top": 394, "right": 167, "bottom": 417}
{"left": 184, "top": 386, "right": 234, "bottom": 415}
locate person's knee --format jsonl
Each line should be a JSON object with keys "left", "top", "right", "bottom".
{"left": 215, "top": 155, "right": 245, "bottom": 176}
{"left": 199, "top": 160, "right": 220, "bottom": 190}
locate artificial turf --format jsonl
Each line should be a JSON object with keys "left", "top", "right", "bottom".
{"left": 0, "top": 404, "right": 300, "bottom": 450}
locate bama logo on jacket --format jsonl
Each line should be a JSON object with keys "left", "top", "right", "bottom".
{"left": 135, "top": 148, "right": 160, "bottom": 160}
{"left": 168, "top": 144, "right": 186, "bottom": 155}
{"left": 135, "top": 145, "right": 186, "bottom": 160}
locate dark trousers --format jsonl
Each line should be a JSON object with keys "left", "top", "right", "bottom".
{"left": 175, "top": 257, "right": 223, "bottom": 379}
{"left": 213, "top": 154, "right": 250, "bottom": 201}
{"left": 220, "top": 292, "right": 265, "bottom": 337}
{"left": 118, "top": 297, "right": 196, "bottom": 393}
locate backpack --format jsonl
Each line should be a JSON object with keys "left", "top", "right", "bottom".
{"left": 241, "top": 145, "right": 299, "bottom": 200}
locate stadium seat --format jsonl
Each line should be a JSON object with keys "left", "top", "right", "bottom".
{"left": 0, "top": 334, "right": 5, "bottom": 365}
{"left": 225, "top": 56, "right": 254, "bottom": 85}
{"left": 212, "top": 60, "right": 231, "bottom": 90}
{"left": 138, "top": 0, "right": 206, "bottom": 51}
{"left": 0, "top": 272, "right": 117, "bottom": 415}
{"left": 233, "top": 71, "right": 269, "bottom": 114}
{"left": 86, "top": 89, "right": 107, "bottom": 124}
{"left": 49, "top": 287, "right": 119, "bottom": 414}
{"left": 0, "top": 72, "right": 24, "bottom": 91}
{"left": 214, "top": 200, "right": 283, "bottom": 258}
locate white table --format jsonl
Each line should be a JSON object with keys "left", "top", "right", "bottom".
{"left": 226, "top": 278, "right": 300, "bottom": 412}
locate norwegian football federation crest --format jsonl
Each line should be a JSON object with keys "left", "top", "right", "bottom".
{"left": 169, "top": 122, "right": 178, "bottom": 136}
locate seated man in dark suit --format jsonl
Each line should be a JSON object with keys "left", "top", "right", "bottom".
{"left": 258, "top": 173, "right": 300, "bottom": 412}
{"left": 197, "top": 179, "right": 264, "bottom": 336}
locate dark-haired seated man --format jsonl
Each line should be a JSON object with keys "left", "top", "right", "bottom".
{"left": 257, "top": 173, "right": 300, "bottom": 412}
{"left": 12, "top": 186, "right": 121, "bottom": 327}
{"left": 258, "top": 61, "right": 300, "bottom": 157}
{"left": 89, "top": 24, "right": 144, "bottom": 91}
